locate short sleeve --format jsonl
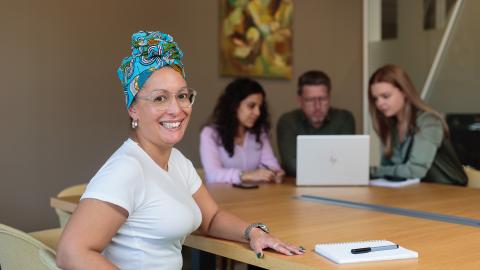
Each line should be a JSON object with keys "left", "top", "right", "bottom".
{"left": 183, "top": 158, "right": 202, "bottom": 194}
{"left": 81, "top": 156, "right": 145, "bottom": 215}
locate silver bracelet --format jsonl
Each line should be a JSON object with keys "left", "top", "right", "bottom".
{"left": 244, "top": 223, "right": 269, "bottom": 241}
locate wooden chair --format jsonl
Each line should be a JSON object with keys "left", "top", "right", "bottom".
{"left": 0, "top": 223, "right": 60, "bottom": 270}
{"left": 196, "top": 168, "right": 205, "bottom": 181}
{"left": 29, "top": 228, "right": 63, "bottom": 251}
{"left": 465, "top": 166, "right": 480, "bottom": 188}
{"left": 55, "top": 184, "right": 87, "bottom": 227}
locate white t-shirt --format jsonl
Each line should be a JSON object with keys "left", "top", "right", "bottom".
{"left": 81, "top": 139, "right": 202, "bottom": 270}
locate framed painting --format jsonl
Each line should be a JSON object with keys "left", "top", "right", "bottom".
{"left": 219, "top": 0, "right": 293, "bottom": 79}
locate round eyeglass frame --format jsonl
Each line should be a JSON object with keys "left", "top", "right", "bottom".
{"left": 134, "top": 87, "right": 198, "bottom": 110}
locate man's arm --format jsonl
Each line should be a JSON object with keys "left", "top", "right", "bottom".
{"left": 276, "top": 114, "right": 297, "bottom": 176}
{"left": 339, "top": 110, "right": 356, "bottom": 134}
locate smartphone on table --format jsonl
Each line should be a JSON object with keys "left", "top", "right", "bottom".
{"left": 232, "top": 182, "right": 259, "bottom": 189}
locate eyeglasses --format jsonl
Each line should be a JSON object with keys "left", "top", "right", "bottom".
{"left": 302, "top": 96, "right": 329, "bottom": 106}
{"left": 135, "top": 87, "right": 197, "bottom": 110}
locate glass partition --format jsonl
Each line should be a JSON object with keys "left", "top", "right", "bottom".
{"left": 368, "top": 0, "right": 456, "bottom": 94}
{"left": 425, "top": 0, "right": 480, "bottom": 168}
{"left": 425, "top": 0, "right": 478, "bottom": 113}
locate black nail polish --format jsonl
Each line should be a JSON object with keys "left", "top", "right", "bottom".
{"left": 256, "top": 252, "right": 264, "bottom": 259}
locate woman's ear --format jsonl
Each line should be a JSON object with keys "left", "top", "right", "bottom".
{"left": 128, "top": 104, "right": 138, "bottom": 119}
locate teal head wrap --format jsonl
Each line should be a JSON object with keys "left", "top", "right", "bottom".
{"left": 117, "top": 31, "right": 185, "bottom": 109}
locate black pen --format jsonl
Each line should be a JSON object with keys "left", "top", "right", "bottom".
{"left": 351, "top": 244, "right": 399, "bottom": 254}
{"left": 259, "top": 163, "right": 274, "bottom": 172}
{"left": 259, "top": 163, "right": 282, "bottom": 183}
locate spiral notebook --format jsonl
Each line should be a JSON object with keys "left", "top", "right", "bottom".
{"left": 315, "top": 240, "right": 418, "bottom": 264}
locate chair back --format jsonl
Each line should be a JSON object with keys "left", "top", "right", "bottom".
{"left": 196, "top": 168, "right": 205, "bottom": 181}
{"left": 0, "top": 224, "right": 60, "bottom": 270}
{"left": 29, "top": 228, "right": 63, "bottom": 251}
{"left": 465, "top": 166, "right": 480, "bottom": 188}
{"left": 55, "top": 184, "right": 87, "bottom": 227}
{"left": 57, "top": 183, "right": 87, "bottom": 197}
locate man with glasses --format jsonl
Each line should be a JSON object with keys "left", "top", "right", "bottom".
{"left": 276, "top": 70, "right": 355, "bottom": 176}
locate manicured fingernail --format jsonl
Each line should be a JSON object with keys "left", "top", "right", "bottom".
{"left": 256, "top": 252, "right": 264, "bottom": 259}
{"left": 299, "top": 246, "right": 306, "bottom": 251}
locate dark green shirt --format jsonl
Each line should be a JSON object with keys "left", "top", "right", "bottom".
{"left": 276, "top": 108, "right": 355, "bottom": 176}
{"left": 372, "top": 111, "right": 467, "bottom": 186}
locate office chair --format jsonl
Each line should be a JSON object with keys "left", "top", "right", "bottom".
{"left": 465, "top": 166, "right": 480, "bottom": 188}
{"left": 446, "top": 114, "right": 480, "bottom": 169}
{"left": 54, "top": 184, "right": 86, "bottom": 227}
{"left": 0, "top": 223, "right": 61, "bottom": 270}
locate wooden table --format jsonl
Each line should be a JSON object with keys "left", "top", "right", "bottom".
{"left": 51, "top": 181, "right": 480, "bottom": 269}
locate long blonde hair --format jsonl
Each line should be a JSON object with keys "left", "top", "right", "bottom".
{"left": 368, "top": 64, "right": 448, "bottom": 158}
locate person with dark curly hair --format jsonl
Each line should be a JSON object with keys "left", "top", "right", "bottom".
{"left": 200, "top": 78, "right": 284, "bottom": 183}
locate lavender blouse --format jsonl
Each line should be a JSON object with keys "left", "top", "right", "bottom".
{"left": 199, "top": 126, "right": 281, "bottom": 183}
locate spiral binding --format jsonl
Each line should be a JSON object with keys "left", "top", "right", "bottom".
{"left": 316, "top": 240, "right": 388, "bottom": 246}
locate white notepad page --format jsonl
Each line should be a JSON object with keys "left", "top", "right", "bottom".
{"left": 315, "top": 240, "right": 418, "bottom": 264}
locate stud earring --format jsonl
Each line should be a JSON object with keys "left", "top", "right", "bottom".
{"left": 131, "top": 119, "right": 138, "bottom": 129}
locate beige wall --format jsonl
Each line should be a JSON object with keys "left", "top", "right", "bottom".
{"left": 0, "top": 0, "right": 362, "bottom": 231}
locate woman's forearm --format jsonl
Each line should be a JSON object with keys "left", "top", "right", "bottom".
{"left": 206, "top": 209, "right": 249, "bottom": 243}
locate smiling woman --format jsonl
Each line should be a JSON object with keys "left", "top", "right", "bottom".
{"left": 128, "top": 68, "right": 194, "bottom": 157}
{"left": 55, "top": 31, "right": 304, "bottom": 270}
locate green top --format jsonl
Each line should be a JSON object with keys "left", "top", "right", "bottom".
{"left": 372, "top": 111, "right": 467, "bottom": 186}
{"left": 276, "top": 108, "right": 355, "bottom": 176}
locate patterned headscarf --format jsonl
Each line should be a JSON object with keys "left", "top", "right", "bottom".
{"left": 117, "top": 31, "right": 185, "bottom": 109}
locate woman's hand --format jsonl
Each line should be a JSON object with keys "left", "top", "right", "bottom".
{"left": 249, "top": 228, "right": 305, "bottom": 258}
{"left": 241, "top": 168, "right": 276, "bottom": 182}
{"left": 274, "top": 169, "right": 286, "bottom": 183}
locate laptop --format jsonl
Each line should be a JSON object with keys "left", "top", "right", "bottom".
{"left": 296, "top": 135, "right": 370, "bottom": 186}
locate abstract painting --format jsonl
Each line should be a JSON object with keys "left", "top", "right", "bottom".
{"left": 219, "top": 0, "right": 293, "bottom": 79}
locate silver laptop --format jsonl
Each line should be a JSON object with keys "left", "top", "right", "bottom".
{"left": 296, "top": 135, "right": 370, "bottom": 186}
